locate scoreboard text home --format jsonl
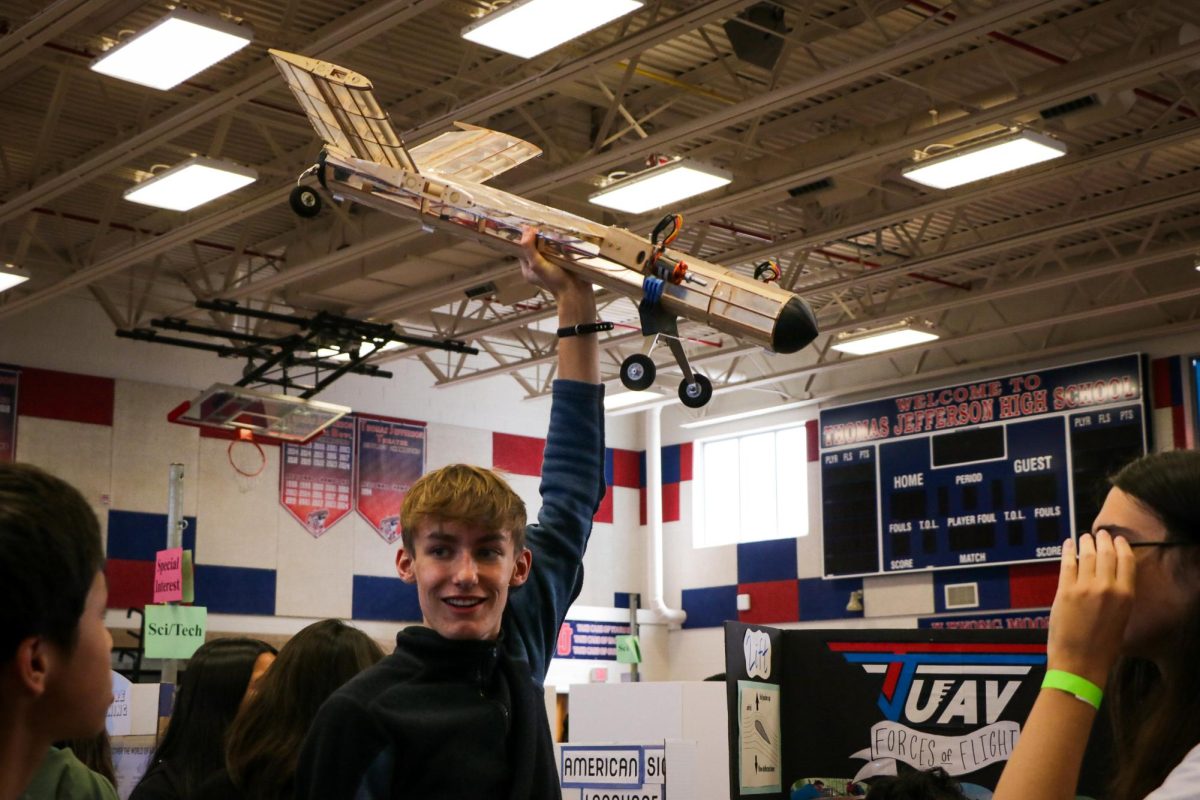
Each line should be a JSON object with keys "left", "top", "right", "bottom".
{"left": 819, "top": 355, "right": 1146, "bottom": 577}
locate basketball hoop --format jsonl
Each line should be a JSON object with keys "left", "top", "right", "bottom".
{"left": 228, "top": 429, "right": 266, "bottom": 494}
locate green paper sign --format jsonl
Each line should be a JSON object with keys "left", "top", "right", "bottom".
{"left": 144, "top": 604, "right": 207, "bottom": 659}
{"left": 615, "top": 634, "right": 642, "bottom": 664}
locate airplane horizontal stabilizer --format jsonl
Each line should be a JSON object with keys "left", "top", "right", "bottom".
{"left": 268, "top": 49, "right": 417, "bottom": 173}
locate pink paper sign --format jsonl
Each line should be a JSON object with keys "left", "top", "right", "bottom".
{"left": 153, "top": 547, "right": 184, "bottom": 603}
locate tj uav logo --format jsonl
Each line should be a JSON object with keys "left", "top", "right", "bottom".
{"left": 828, "top": 641, "right": 1046, "bottom": 779}
{"left": 744, "top": 629, "right": 771, "bottom": 680}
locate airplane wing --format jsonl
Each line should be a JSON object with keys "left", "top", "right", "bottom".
{"left": 409, "top": 122, "right": 542, "bottom": 184}
{"left": 268, "top": 49, "right": 417, "bottom": 173}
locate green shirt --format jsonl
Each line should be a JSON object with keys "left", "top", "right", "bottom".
{"left": 21, "top": 747, "right": 118, "bottom": 800}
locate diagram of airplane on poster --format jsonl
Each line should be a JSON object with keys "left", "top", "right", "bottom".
{"left": 738, "top": 680, "right": 781, "bottom": 794}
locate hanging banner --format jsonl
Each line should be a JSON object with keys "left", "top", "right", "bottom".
{"left": 0, "top": 367, "right": 18, "bottom": 464}
{"left": 356, "top": 416, "right": 426, "bottom": 544}
{"left": 555, "top": 620, "right": 632, "bottom": 661}
{"left": 280, "top": 417, "right": 355, "bottom": 538}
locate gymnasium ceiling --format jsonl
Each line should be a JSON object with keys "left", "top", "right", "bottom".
{"left": 1, "top": 0, "right": 1199, "bottom": 416}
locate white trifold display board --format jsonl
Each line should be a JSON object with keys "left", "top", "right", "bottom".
{"left": 564, "top": 682, "right": 730, "bottom": 800}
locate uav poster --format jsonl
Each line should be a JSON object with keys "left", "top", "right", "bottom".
{"left": 280, "top": 417, "right": 355, "bottom": 538}
{"left": 724, "top": 624, "right": 1111, "bottom": 799}
{"left": 0, "top": 367, "right": 18, "bottom": 463}
{"left": 355, "top": 417, "right": 426, "bottom": 544}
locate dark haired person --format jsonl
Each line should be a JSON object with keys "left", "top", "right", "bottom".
{"left": 194, "top": 619, "right": 384, "bottom": 800}
{"left": 129, "top": 638, "right": 276, "bottom": 800}
{"left": 0, "top": 463, "right": 114, "bottom": 800}
{"left": 54, "top": 732, "right": 117, "bottom": 789}
{"left": 994, "top": 449, "right": 1200, "bottom": 799}
{"left": 296, "top": 228, "right": 605, "bottom": 799}
{"left": 865, "top": 767, "right": 967, "bottom": 799}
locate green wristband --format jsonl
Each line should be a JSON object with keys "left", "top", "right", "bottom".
{"left": 1042, "top": 669, "right": 1103, "bottom": 710}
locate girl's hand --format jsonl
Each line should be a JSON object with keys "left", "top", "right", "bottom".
{"left": 1046, "top": 531, "right": 1136, "bottom": 686}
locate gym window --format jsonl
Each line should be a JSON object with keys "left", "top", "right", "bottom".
{"left": 692, "top": 423, "right": 809, "bottom": 548}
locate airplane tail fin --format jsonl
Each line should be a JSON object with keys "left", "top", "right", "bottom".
{"left": 268, "top": 49, "right": 417, "bottom": 173}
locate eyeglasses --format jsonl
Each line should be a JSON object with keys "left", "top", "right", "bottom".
{"left": 1078, "top": 533, "right": 1198, "bottom": 549}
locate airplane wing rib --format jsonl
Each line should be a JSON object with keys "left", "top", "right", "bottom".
{"left": 268, "top": 49, "right": 417, "bottom": 173}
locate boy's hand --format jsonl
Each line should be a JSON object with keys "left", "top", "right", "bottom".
{"left": 517, "top": 227, "right": 591, "bottom": 301}
{"left": 517, "top": 227, "right": 600, "bottom": 383}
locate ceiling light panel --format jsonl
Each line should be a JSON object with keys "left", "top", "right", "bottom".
{"left": 91, "top": 8, "right": 253, "bottom": 91}
{"left": 124, "top": 157, "right": 257, "bottom": 211}
{"left": 590, "top": 161, "right": 732, "bottom": 214}
{"left": 463, "top": 0, "right": 643, "bottom": 59}
{"left": 902, "top": 130, "right": 1067, "bottom": 190}
{"left": 0, "top": 263, "right": 31, "bottom": 293}
{"left": 831, "top": 322, "right": 940, "bottom": 356}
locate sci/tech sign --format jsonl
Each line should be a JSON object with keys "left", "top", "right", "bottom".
{"left": 827, "top": 640, "right": 1046, "bottom": 779}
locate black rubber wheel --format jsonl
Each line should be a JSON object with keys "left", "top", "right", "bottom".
{"left": 620, "top": 354, "right": 656, "bottom": 391}
{"left": 289, "top": 185, "right": 322, "bottom": 218}
{"left": 678, "top": 373, "right": 713, "bottom": 408}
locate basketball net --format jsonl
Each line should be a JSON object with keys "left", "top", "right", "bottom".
{"left": 228, "top": 430, "right": 266, "bottom": 494}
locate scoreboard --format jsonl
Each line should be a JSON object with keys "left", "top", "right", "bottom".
{"left": 819, "top": 355, "right": 1147, "bottom": 577}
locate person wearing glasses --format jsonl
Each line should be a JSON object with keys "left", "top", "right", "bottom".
{"left": 994, "top": 449, "right": 1200, "bottom": 800}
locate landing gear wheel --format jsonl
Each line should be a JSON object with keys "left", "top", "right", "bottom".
{"left": 678, "top": 374, "right": 713, "bottom": 408}
{"left": 289, "top": 185, "right": 322, "bottom": 217}
{"left": 620, "top": 354, "right": 656, "bottom": 391}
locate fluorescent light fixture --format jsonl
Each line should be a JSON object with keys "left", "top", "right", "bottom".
{"left": 124, "top": 157, "right": 257, "bottom": 211}
{"left": 318, "top": 341, "right": 405, "bottom": 362}
{"left": 679, "top": 399, "right": 811, "bottom": 430}
{"left": 463, "top": 0, "right": 642, "bottom": 59}
{"left": 0, "top": 262, "right": 31, "bottom": 293}
{"left": 604, "top": 390, "right": 661, "bottom": 411}
{"left": 902, "top": 129, "right": 1067, "bottom": 190}
{"left": 91, "top": 8, "right": 253, "bottom": 90}
{"left": 590, "top": 159, "right": 732, "bottom": 214}
{"left": 831, "top": 320, "right": 940, "bottom": 356}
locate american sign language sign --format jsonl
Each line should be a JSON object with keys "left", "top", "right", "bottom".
{"left": 356, "top": 417, "right": 426, "bottom": 544}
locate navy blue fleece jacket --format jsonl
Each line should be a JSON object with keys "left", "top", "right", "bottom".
{"left": 295, "top": 380, "right": 605, "bottom": 800}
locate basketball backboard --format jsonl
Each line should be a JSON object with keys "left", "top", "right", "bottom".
{"left": 167, "top": 383, "right": 349, "bottom": 444}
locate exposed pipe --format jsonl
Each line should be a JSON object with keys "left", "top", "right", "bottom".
{"left": 643, "top": 405, "right": 686, "bottom": 627}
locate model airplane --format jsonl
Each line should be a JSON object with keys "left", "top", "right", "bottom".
{"left": 269, "top": 50, "right": 818, "bottom": 407}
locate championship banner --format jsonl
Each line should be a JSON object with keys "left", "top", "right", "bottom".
{"left": 280, "top": 417, "right": 355, "bottom": 538}
{"left": 0, "top": 367, "right": 18, "bottom": 463}
{"left": 724, "top": 624, "right": 1112, "bottom": 800}
{"left": 355, "top": 416, "right": 426, "bottom": 544}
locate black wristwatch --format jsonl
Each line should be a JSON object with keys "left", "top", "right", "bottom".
{"left": 557, "top": 321, "right": 615, "bottom": 338}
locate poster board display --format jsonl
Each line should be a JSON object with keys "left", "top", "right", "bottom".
{"left": 723, "top": 623, "right": 1111, "bottom": 800}
{"left": 280, "top": 416, "right": 356, "bottom": 537}
{"left": 355, "top": 416, "right": 426, "bottom": 544}
{"left": 0, "top": 366, "right": 17, "bottom": 463}
{"left": 818, "top": 355, "right": 1147, "bottom": 577}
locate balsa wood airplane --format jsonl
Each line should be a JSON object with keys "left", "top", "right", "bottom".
{"left": 269, "top": 49, "right": 818, "bottom": 407}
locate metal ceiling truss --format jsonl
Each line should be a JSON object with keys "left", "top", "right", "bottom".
{"left": 4, "top": 0, "right": 1200, "bottom": 407}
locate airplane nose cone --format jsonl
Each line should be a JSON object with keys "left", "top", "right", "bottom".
{"left": 771, "top": 295, "right": 819, "bottom": 354}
